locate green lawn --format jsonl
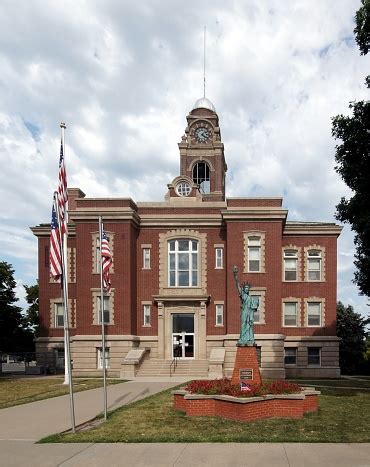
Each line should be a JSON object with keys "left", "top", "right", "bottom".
{"left": 41, "top": 379, "right": 370, "bottom": 443}
{"left": 0, "top": 377, "right": 123, "bottom": 409}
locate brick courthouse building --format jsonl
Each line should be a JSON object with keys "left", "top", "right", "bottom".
{"left": 32, "top": 97, "right": 342, "bottom": 379}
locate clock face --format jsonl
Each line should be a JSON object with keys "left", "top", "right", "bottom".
{"left": 195, "top": 127, "right": 210, "bottom": 143}
{"left": 191, "top": 121, "right": 212, "bottom": 144}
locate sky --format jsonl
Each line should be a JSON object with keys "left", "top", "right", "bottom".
{"left": 0, "top": 0, "right": 369, "bottom": 318}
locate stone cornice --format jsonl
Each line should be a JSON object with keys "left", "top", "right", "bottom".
{"left": 153, "top": 294, "right": 210, "bottom": 303}
{"left": 31, "top": 224, "right": 76, "bottom": 238}
{"left": 221, "top": 207, "right": 288, "bottom": 221}
{"left": 284, "top": 222, "right": 342, "bottom": 236}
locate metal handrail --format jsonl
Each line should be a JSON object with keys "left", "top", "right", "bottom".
{"left": 170, "top": 352, "right": 179, "bottom": 377}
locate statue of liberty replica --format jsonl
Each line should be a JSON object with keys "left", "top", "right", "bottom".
{"left": 233, "top": 266, "right": 259, "bottom": 346}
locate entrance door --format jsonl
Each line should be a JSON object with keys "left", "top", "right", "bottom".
{"left": 172, "top": 314, "right": 194, "bottom": 359}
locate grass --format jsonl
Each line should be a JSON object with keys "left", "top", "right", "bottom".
{"left": 0, "top": 376, "right": 123, "bottom": 409}
{"left": 41, "top": 378, "right": 370, "bottom": 443}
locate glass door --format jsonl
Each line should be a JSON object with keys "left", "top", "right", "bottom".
{"left": 172, "top": 314, "right": 195, "bottom": 359}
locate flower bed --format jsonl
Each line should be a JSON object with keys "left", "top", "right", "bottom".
{"left": 173, "top": 379, "right": 320, "bottom": 422}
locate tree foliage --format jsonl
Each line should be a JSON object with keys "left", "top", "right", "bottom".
{"left": 332, "top": 0, "right": 370, "bottom": 296}
{"left": 0, "top": 261, "right": 34, "bottom": 353}
{"left": 336, "top": 301, "right": 369, "bottom": 374}
{"left": 354, "top": 0, "right": 370, "bottom": 55}
{"left": 24, "top": 283, "right": 39, "bottom": 335}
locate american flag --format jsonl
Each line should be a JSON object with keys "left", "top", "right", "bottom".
{"left": 57, "top": 139, "right": 68, "bottom": 235}
{"left": 101, "top": 230, "right": 112, "bottom": 292}
{"left": 50, "top": 200, "right": 62, "bottom": 281}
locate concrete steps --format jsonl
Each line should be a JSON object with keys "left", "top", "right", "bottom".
{"left": 136, "top": 359, "right": 209, "bottom": 377}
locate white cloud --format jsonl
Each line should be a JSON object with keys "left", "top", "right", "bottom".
{"left": 0, "top": 0, "right": 368, "bottom": 317}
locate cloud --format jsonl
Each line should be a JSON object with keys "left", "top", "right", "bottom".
{"left": 0, "top": 0, "right": 368, "bottom": 317}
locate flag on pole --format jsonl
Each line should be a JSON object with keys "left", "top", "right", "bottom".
{"left": 50, "top": 200, "right": 62, "bottom": 281}
{"left": 101, "top": 230, "right": 112, "bottom": 292}
{"left": 57, "top": 139, "right": 68, "bottom": 234}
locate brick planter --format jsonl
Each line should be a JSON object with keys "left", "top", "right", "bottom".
{"left": 173, "top": 388, "right": 320, "bottom": 422}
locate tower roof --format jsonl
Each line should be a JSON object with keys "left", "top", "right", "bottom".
{"left": 193, "top": 97, "right": 216, "bottom": 113}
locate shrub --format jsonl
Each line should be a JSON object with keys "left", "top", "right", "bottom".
{"left": 185, "top": 378, "right": 302, "bottom": 398}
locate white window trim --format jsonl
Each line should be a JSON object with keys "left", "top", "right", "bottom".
{"left": 92, "top": 289, "right": 115, "bottom": 325}
{"left": 304, "top": 245, "right": 325, "bottom": 282}
{"left": 168, "top": 239, "right": 199, "bottom": 288}
{"left": 305, "top": 298, "right": 325, "bottom": 327}
{"left": 54, "top": 303, "right": 64, "bottom": 328}
{"left": 282, "top": 298, "right": 301, "bottom": 327}
{"left": 143, "top": 302, "right": 151, "bottom": 327}
{"left": 215, "top": 302, "right": 224, "bottom": 326}
{"left": 215, "top": 247, "right": 224, "bottom": 269}
{"left": 282, "top": 246, "right": 301, "bottom": 282}
{"left": 244, "top": 231, "right": 265, "bottom": 273}
{"left": 142, "top": 244, "right": 152, "bottom": 270}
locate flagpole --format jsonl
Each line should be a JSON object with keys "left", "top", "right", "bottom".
{"left": 99, "top": 216, "right": 108, "bottom": 421}
{"left": 54, "top": 190, "right": 75, "bottom": 432}
{"left": 60, "top": 122, "right": 70, "bottom": 387}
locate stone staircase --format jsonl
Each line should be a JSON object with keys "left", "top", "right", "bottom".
{"left": 136, "top": 358, "right": 209, "bottom": 378}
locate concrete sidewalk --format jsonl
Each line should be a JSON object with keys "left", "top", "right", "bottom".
{"left": 1, "top": 441, "right": 370, "bottom": 466}
{"left": 0, "top": 378, "right": 186, "bottom": 440}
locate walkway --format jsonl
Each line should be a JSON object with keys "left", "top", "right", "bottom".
{"left": 1, "top": 377, "right": 370, "bottom": 466}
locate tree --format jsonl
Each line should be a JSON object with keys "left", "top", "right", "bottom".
{"left": 24, "top": 283, "right": 39, "bottom": 336}
{"left": 0, "top": 261, "right": 34, "bottom": 353}
{"left": 332, "top": 0, "right": 370, "bottom": 297}
{"left": 336, "top": 301, "right": 369, "bottom": 374}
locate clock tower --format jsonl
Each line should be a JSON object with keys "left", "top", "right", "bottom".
{"left": 178, "top": 97, "right": 227, "bottom": 202}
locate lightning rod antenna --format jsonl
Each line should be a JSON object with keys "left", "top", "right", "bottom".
{"left": 203, "top": 26, "right": 206, "bottom": 98}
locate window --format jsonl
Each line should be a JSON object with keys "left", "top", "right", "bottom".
{"left": 252, "top": 294, "right": 261, "bottom": 323}
{"left": 97, "top": 296, "right": 110, "bottom": 324}
{"left": 307, "top": 250, "right": 322, "bottom": 281}
{"left": 143, "top": 304, "right": 151, "bottom": 326}
{"left": 192, "top": 162, "right": 210, "bottom": 194}
{"left": 215, "top": 304, "right": 224, "bottom": 326}
{"left": 93, "top": 233, "right": 113, "bottom": 274}
{"left": 248, "top": 236, "right": 261, "bottom": 272}
{"left": 54, "top": 303, "right": 64, "bottom": 328}
{"left": 168, "top": 239, "right": 198, "bottom": 287}
{"left": 283, "top": 302, "right": 298, "bottom": 326}
{"left": 284, "top": 250, "right": 298, "bottom": 281}
{"left": 284, "top": 348, "right": 297, "bottom": 365}
{"left": 307, "top": 302, "right": 321, "bottom": 326}
{"left": 215, "top": 248, "right": 223, "bottom": 269}
{"left": 307, "top": 347, "right": 321, "bottom": 366}
{"left": 97, "top": 348, "right": 110, "bottom": 369}
{"left": 143, "top": 248, "right": 151, "bottom": 269}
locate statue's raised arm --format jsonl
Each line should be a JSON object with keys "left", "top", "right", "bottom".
{"left": 233, "top": 265, "right": 241, "bottom": 296}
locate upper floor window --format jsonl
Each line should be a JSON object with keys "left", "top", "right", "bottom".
{"left": 215, "top": 247, "right": 223, "bottom": 269}
{"left": 54, "top": 303, "right": 64, "bottom": 328}
{"left": 192, "top": 162, "right": 210, "bottom": 194}
{"left": 307, "top": 249, "right": 322, "bottom": 281}
{"left": 143, "top": 304, "right": 151, "bottom": 326}
{"left": 284, "top": 249, "right": 298, "bottom": 281}
{"left": 143, "top": 248, "right": 151, "bottom": 269}
{"left": 248, "top": 236, "right": 261, "bottom": 272}
{"left": 215, "top": 304, "right": 224, "bottom": 326}
{"left": 168, "top": 239, "right": 198, "bottom": 287}
{"left": 97, "top": 295, "right": 111, "bottom": 324}
{"left": 92, "top": 232, "right": 114, "bottom": 275}
{"left": 307, "top": 301, "right": 322, "bottom": 326}
{"left": 283, "top": 301, "right": 299, "bottom": 327}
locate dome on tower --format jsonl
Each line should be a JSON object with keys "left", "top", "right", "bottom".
{"left": 192, "top": 97, "right": 216, "bottom": 113}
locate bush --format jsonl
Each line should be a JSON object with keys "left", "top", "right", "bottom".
{"left": 185, "top": 378, "right": 302, "bottom": 398}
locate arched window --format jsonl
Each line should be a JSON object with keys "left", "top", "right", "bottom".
{"left": 192, "top": 162, "right": 210, "bottom": 193}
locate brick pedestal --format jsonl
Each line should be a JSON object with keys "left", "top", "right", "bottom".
{"left": 231, "top": 345, "right": 261, "bottom": 386}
